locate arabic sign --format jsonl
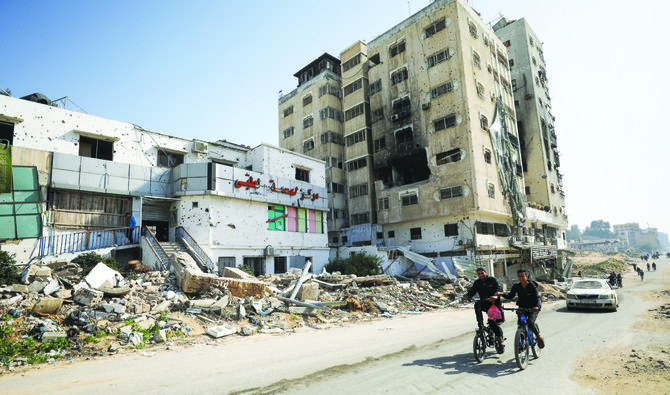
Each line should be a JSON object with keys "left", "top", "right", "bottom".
{"left": 234, "top": 176, "right": 322, "bottom": 201}
{"left": 531, "top": 246, "right": 557, "bottom": 260}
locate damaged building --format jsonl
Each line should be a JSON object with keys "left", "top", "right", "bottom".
{"left": 278, "top": 0, "right": 568, "bottom": 281}
{"left": 0, "top": 93, "right": 329, "bottom": 275}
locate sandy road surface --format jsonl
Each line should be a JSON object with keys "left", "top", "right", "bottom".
{"left": 1, "top": 259, "right": 668, "bottom": 394}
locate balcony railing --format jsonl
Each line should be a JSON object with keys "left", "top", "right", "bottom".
{"left": 37, "top": 226, "right": 140, "bottom": 258}
{"left": 175, "top": 226, "right": 215, "bottom": 272}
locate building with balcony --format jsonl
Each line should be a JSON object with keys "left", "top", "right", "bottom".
{"left": 0, "top": 94, "right": 329, "bottom": 274}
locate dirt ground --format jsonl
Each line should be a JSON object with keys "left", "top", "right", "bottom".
{"left": 571, "top": 261, "right": 670, "bottom": 394}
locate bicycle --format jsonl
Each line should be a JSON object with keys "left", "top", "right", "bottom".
{"left": 503, "top": 307, "right": 541, "bottom": 370}
{"left": 472, "top": 319, "right": 505, "bottom": 363}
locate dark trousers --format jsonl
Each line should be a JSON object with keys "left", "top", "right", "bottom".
{"left": 475, "top": 300, "right": 504, "bottom": 338}
{"left": 519, "top": 311, "right": 540, "bottom": 336}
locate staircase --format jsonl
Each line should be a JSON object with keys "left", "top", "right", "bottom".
{"left": 160, "top": 241, "right": 190, "bottom": 257}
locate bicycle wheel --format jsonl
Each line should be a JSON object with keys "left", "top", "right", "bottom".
{"left": 514, "top": 328, "right": 529, "bottom": 370}
{"left": 473, "top": 332, "right": 486, "bottom": 363}
{"left": 531, "top": 324, "right": 542, "bottom": 359}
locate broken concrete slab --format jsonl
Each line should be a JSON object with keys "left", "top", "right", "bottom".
{"left": 129, "top": 332, "right": 143, "bottom": 346}
{"left": 41, "top": 331, "right": 67, "bottom": 343}
{"left": 43, "top": 278, "right": 60, "bottom": 296}
{"left": 74, "top": 287, "right": 103, "bottom": 307}
{"left": 295, "top": 283, "right": 319, "bottom": 302}
{"left": 218, "top": 278, "right": 266, "bottom": 299}
{"left": 154, "top": 329, "right": 167, "bottom": 343}
{"left": 54, "top": 289, "right": 72, "bottom": 299}
{"left": 9, "top": 284, "right": 30, "bottom": 293}
{"left": 205, "top": 324, "right": 235, "bottom": 338}
{"left": 223, "top": 267, "right": 258, "bottom": 281}
{"left": 29, "top": 281, "right": 48, "bottom": 293}
{"left": 236, "top": 304, "right": 246, "bottom": 320}
{"left": 33, "top": 298, "right": 63, "bottom": 315}
{"left": 84, "top": 262, "right": 124, "bottom": 290}
{"left": 135, "top": 318, "right": 156, "bottom": 331}
{"left": 288, "top": 306, "right": 316, "bottom": 315}
{"left": 1, "top": 295, "right": 23, "bottom": 306}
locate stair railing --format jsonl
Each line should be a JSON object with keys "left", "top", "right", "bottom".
{"left": 144, "top": 226, "right": 169, "bottom": 270}
{"left": 175, "top": 226, "right": 215, "bottom": 272}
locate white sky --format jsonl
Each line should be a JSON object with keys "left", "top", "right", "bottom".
{"left": 3, "top": 0, "right": 669, "bottom": 235}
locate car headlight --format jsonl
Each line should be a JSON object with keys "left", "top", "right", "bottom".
{"left": 566, "top": 293, "right": 578, "bottom": 300}
{"left": 598, "top": 293, "right": 614, "bottom": 299}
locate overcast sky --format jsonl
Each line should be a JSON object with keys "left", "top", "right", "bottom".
{"left": 3, "top": 0, "right": 668, "bottom": 236}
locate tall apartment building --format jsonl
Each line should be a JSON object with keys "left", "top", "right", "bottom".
{"left": 279, "top": 0, "right": 568, "bottom": 274}
{"left": 493, "top": 17, "right": 568, "bottom": 243}
{"left": 278, "top": 53, "right": 347, "bottom": 247}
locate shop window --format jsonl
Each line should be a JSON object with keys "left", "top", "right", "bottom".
{"left": 267, "top": 205, "right": 286, "bottom": 231}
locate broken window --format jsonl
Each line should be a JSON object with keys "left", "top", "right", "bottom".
{"left": 487, "top": 183, "right": 495, "bottom": 198}
{"left": 377, "top": 197, "right": 390, "bottom": 211}
{"left": 157, "top": 150, "right": 183, "bottom": 168}
{"left": 434, "top": 114, "right": 456, "bottom": 132}
{"left": 351, "top": 212, "right": 370, "bottom": 225}
{"left": 432, "top": 81, "right": 455, "bottom": 98}
{"left": 484, "top": 148, "right": 492, "bottom": 164}
{"left": 472, "top": 50, "right": 481, "bottom": 68}
{"left": 503, "top": 40, "right": 511, "bottom": 47}
{"left": 371, "top": 108, "right": 384, "bottom": 124}
{"left": 369, "top": 79, "right": 382, "bottom": 96}
{"left": 303, "top": 139, "right": 314, "bottom": 153}
{"left": 345, "top": 104, "right": 365, "bottom": 121}
{"left": 444, "top": 223, "right": 458, "bottom": 237}
{"left": 392, "top": 97, "right": 411, "bottom": 120}
{"left": 295, "top": 168, "right": 310, "bottom": 182}
{"left": 349, "top": 183, "right": 368, "bottom": 198}
{"left": 303, "top": 116, "right": 313, "bottom": 129}
{"left": 346, "top": 130, "right": 366, "bottom": 146}
{"left": 424, "top": 19, "right": 446, "bottom": 38}
{"left": 302, "top": 95, "right": 312, "bottom": 106}
{"left": 347, "top": 157, "right": 367, "bottom": 171}
{"left": 319, "top": 107, "right": 344, "bottom": 122}
{"left": 388, "top": 150, "right": 430, "bottom": 186}
{"left": 480, "top": 115, "right": 489, "bottom": 131}
{"left": 283, "top": 127, "right": 295, "bottom": 139}
{"left": 342, "top": 54, "right": 361, "bottom": 72}
{"left": 80, "top": 136, "right": 113, "bottom": 161}
{"left": 373, "top": 136, "right": 386, "bottom": 153}
{"left": 440, "top": 185, "right": 463, "bottom": 200}
{"left": 427, "top": 49, "right": 451, "bottom": 68}
{"left": 410, "top": 227, "right": 422, "bottom": 240}
{"left": 321, "top": 131, "right": 344, "bottom": 145}
{"left": 401, "top": 193, "right": 418, "bottom": 206}
{"left": 343, "top": 79, "right": 363, "bottom": 96}
{"left": 391, "top": 68, "right": 408, "bottom": 85}
{"left": 389, "top": 41, "right": 405, "bottom": 57}
{"left": 395, "top": 127, "right": 413, "bottom": 144}
{"left": 436, "top": 148, "right": 462, "bottom": 165}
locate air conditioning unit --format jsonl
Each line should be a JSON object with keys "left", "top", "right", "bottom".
{"left": 192, "top": 140, "right": 208, "bottom": 154}
{"left": 391, "top": 114, "right": 400, "bottom": 122}
{"left": 422, "top": 102, "right": 431, "bottom": 110}
{"left": 264, "top": 245, "right": 275, "bottom": 256}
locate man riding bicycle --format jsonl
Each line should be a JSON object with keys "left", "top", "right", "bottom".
{"left": 495, "top": 269, "right": 545, "bottom": 349}
{"left": 462, "top": 268, "right": 504, "bottom": 345}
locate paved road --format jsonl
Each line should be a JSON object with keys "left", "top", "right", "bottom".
{"left": 1, "top": 259, "right": 666, "bottom": 394}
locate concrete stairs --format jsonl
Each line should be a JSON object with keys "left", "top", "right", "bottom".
{"left": 160, "top": 241, "right": 189, "bottom": 256}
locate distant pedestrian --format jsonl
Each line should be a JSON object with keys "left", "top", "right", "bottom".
{"left": 647, "top": 263, "right": 651, "bottom": 271}
{"left": 633, "top": 263, "right": 637, "bottom": 271}
{"left": 577, "top": 270, "right": 582, "bottom": 278}
{"left": 126, "top": 212, "right": 137, "bottom": 242}
{"left": 639, "top": 269, "right": 644, "bottom": 281}
{"left": 652, "top": 262, "right": 657, "bottom": 271}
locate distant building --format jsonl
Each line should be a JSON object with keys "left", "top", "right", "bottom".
{"left": 568, "top": 238, "right": 628, "bottom": 253}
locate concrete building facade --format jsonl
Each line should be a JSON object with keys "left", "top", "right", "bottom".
{"left": 0, "top": 94, "right": 329, "bottom": 274}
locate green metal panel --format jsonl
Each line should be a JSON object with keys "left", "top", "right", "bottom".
{"left": 14, "top": 191, "right": 40, "bottom": 214}
{"left": 0, "top": 145, "right": 11, "bottom": 193}
{"left": 0, "top": 216, "right": 16, "bottom": 239}
{"left": 12, "top": 167, "right": 38, "bottom": 190}
{"left": 0, "top": 192, "right": 13, "bottom": 215}
{"left": 16, "top": 214, "right": 40, "bottom": 238}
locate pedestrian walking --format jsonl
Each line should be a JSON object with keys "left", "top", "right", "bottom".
{"left": 639, "top": 269, "right": 644, "bottom": 281}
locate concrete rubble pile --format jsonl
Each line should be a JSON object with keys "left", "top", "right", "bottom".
{"left": 0, "top": 256, "right": 566, "bottom": 370}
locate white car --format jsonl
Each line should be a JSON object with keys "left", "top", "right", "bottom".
{"left": 566, "top": 278, "right": 618, "bottom": 311}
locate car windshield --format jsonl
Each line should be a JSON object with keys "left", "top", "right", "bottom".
{"left": 572, "top": 281, "right": 605, "bottom": 289}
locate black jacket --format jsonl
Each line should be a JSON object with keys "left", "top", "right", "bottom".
{"left": 466, "top": 276, "right": 502, "bottom": 300}
{"left": 502, "top": 281, "right": 542, "bottom": 309}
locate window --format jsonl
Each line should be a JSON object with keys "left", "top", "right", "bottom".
{"left": 346, "top": 130, "right": 366, "bottom": 146}
{"left": 282, "top": 127, "right": 295, "bottom": 139}
{"left": 494, "top": 224, "right": 510, "bottom": 236}
{"left": 551, "top": 184, "right": 556, "bottom": 193}
{"left": 321, "top": 131, "right": 344, "bottom": 145}
{"left": 509, "top": 59, "right": 514, "bottom": 67}
{"left": 487, "top": 183, "right": 495, "bottom": 198}
{"left": 0, "top": 121, "right": 14, "bottom": 145}
{"left": 410, "top": 227, "right": 422, "bottom": 240}
{"left": 469, "top": 21, "right": 478, "bottom": 38}
{"left": 503, "top": 40, "right": 511, "bottom": 47}
{"left": 371, "top": 108, "right": 384, "bottom": 124}
{"left": 329, "top": 182, "right": 345, "bottom": 194}
{"left": 345, "top": 103, "right": 364, "bottom": 121}
{"left": 343, "top": 79, "right": 363, "bottom": 96}
{"left": 351, "top": 212, "right": 370, "bottom": 225}
{"left": 332, "top": 237, "right": 339, "bottom": 244}
{"left": 342, "top": 236, "right": 348, "bottom": 243}
{"left": 532, "top": 56, "right": 537, "bottom": 66}
{"left": 157, "top": 150, "right": 184, "bottom": 168}
{"left": 444, "top": 223, "right": 458, "bottom": 237}
{"left": 472, "top": 50, "right": 481, "bottom": 68}
{"left": 424, "top": 19, "right": 446, "bottom": 38}
{"left": 324, "top": 156, "right": 343, "bottom": 169}
{"left": 434, "top": 114, "right": 456, "bottom": 132}
{"left": 391, "top": 68, "right": 408, "bottom": 85}
{"left": 302, "top": 95, "right": 312, "bottom": 106}
{"left": 267, "top": 205, "right": 286, "bottom": 231}
{"left": 395, "top": 127, "right": 413, "bottom": 144}
{"left": 401, "top": 193, "right": 418, "bottom": 206}
{"left": 319, "top": 107, "right": 344, "bottom": 122}
{"left": 392, "top": 97, "right": 411, "bottom": 118}
{"left": 80, "top": 136, "right": 113, "bottom": 161}
{"left": 525, "top": 186, "right": 531, "bottom": 195}
{"left": 476, "top": 81, "right": 485, "bottom": 98}
{"left": 377, "top": 197, "right": 390, "bottom": 211}
{"left": 347, "top": 157, "right": 367, "bottom": 171}
{"left": 440, "top": 186, "right": 463, "bottom": 200}
{"left": 309, "top": 210, "right": 323, "bottom": 233}
{"left": 476, "top": 221, "right": 494, "bottom": 235}
{"left": 427, "top": 49, "right": 451, "bottom": 68}
{"left": 376, "top": 232, "right": 383, "bottom": 239}
{"left": 388, "top": 231, "right": 395, "bottom": 238}
{"left": 480, "top": 114, "right": 489, "bottom": 131}
{"left": 529, "top": 36, "right": 534, "bottom": 46}
{"left": 431, "top": 81, "right": 454, "bottom": 98}
{"left": 300, "top": 69, "right": 314, "bottom": 84}
{"left": 0, "top": 166, "right": 42, "bottom": 240}
{"left": 349, "top": 183, "right": 368, "bottom": 198}
{"left": 282, "top": 106, "right": 294, "bottom": 117}
{"left": 369, "top": 79, "right": 382, "bottom": 95}
{"left": 373, "top": 136, "right": 386, "bottom": 152}
{"left": 217, "top": 257, "right": 236, "bottom": 275}
{"left": 436, "top": 148, "right": 462, "bottom": 165}
{"left": 48, "top": 189, "right": 130, "bottom": 231}
{"left": 274, "top": 257, "right": 287, "bottom": 274}
{"left": 484, "top": 148, "right": 492, "bottom": 164}
{"left": 295, "top": 168, "right": 310, "bottom": 182}
{"left": 390, "top": 41, "right": 406, "bottom": 57}
{"left": 303, "top": 116, "right": 313, "bottom": 129}
{"left": 342, "top": 54, "right": 361, "bottom": 72}
{"left": 303, "top": 139, "right": 314, "bottom": 153}
{"left": 319, "top": 83, "right": 341, "bottom": 98}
